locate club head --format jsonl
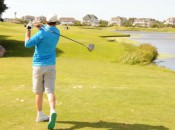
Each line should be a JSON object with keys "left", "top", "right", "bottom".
{"left": 87, "top": 44, "right": 94, "bottom": 52}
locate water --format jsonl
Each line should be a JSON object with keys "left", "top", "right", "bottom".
{"left": 116, "top": 31, "right": 175, "bottom": 71}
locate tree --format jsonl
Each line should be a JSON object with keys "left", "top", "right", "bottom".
{"left": 123, "top": 18, "right": 135, "bottom": 27}
{"left": 99, "top": 20, "right": 108, "bottom": 27}
{"left": 0, "top": 0, "right": 8, "bottom": 16}
{"left": 74, "top": 20, "right": 82, "bottom": 26}
{"left": 150, "top": 20, "right": 165, "bottom": 28}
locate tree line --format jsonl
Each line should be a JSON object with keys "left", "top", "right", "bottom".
{"left": 0, "top": 0, "right": 8, "bottom": 21}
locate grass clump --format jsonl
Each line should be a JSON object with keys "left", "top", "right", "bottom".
{"left": 121, "top": 43, "right": 158, "bottom": 65}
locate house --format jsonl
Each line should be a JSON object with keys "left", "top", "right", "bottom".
{"left": 109, "top": 16, "right": 127, "bottom": 26}
{"left": 21, "top": 15, "right": 35, "bottom": 21}
{"left": 164, "top": 17, "right": 175, "bottom": 25}
{"left": 3, "top": 18, "right": 12, "bottom": 22}
{"left": 82, "top": 14, "right": 99, "bottom": 26}
{"left": 132, "top": 18, "right": 154, "bottom": 27}
{"left": 59, "top": 17, "right": 76, "bottom": 25}
{"left": 35, "top": 15, "right": 46, "bottom": 23}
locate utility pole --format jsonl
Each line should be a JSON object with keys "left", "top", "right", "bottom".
{"left": 14, "top": 12, "right": 17, "bottom": 19}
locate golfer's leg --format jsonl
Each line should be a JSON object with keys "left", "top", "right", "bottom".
{"left": 33, "top": 66, "right": 44, "bottom": 112}
{"left": 45, "top": 66, "right": 56, "bottom": 112}
{"left": 35, "top": 92, "right": 49, "bottom": 122}
{"left": 47, "top": 93, "right": 56, "bottom": 110}
{"left": 36, "top": 93, "right": 43, "bottom": 112}
{"left": 47, "top": 93, "right": 57, "bottom": 129}
{"left": 33, "top": 67, "right": 49, "bottom": 122}
{"left": 45, "top": 66, "right": 57, "bottom": 129}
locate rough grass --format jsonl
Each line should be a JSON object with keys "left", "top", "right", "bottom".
{"left": 0, "top": 22, "right": 175, "bottom": 130}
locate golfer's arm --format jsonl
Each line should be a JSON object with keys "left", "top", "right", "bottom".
{"left": 25, "top": 29, "right": 31, "bottom": 42}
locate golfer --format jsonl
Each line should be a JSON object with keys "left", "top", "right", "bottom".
{"left": 25, "top": 14, "right": 60, "bottom": 129}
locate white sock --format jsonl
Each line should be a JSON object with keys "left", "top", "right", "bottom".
{"left": 50, "top": 108, "right": 56, "bottom": 114}
{"left": 38, "top": 111, "right": 43, "bottom": 116}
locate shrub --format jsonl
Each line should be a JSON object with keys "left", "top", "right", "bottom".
{"left": 73, "top": 20, "right": 82, "bottom": 26}
{"left": 121, "top": 43, "right": 158, "bottom": 65}
{"left": 99, "top": 20, "right": 108, "bottom": 27}
{"left": 138, "top": 44, "right": 158, "bottom": 61}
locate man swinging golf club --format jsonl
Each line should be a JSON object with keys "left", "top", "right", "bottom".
{"left": 25, "top": 14, "right": 59, "bottom": 129}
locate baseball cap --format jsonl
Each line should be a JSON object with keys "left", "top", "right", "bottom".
{"left": 46, "top": 14, "right": 58, "bottom": 22}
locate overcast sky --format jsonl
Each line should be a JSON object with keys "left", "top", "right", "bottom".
{"left": 2, "top": 0, "right": 175, "bottom": 21}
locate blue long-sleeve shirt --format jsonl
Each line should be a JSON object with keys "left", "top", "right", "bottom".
{"left": 25, "top": 25, "right": 60, "bottom": 66}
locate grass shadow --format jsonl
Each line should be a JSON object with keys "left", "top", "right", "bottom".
{"left": 56, "top": 121, "right": 169, "bottom": 130}
{"left": 0, "top": 35, "right": 63, "bottom": 57}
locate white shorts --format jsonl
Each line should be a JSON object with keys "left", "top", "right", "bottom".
{"left": 32, "top": 65, "right": 56, "bottom": 94}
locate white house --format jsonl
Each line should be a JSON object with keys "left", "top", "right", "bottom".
{"left": 132, "top": 18, "right": 154, "bottom": 27}
{"left": 22, "top": 15, "right": 35, "bottom": 21}
{"left": 82, "top": 14, "right": 99, "bottom": 26}
{"left": 35, "top": 16, "right": 46, "bottom": 23}
{"left": 164, "top": 17, "right": 175, "bottom": 25}
{"left": 59, "top": 17, "right": 76, "bottom": 25}
{"left": 109, "top": 16, "right": 127, "bottom": 26}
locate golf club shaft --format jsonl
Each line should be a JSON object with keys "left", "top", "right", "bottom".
{"left": 60, "top": 34, "right": 86, "bottom": 47}
{"left": 41, "top": 27, "right": 86, "bottom": 47}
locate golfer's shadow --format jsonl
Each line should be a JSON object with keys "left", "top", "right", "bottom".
{"left": 0, "top": 35, "right": 64, "bottom": 57}
{"left": 55, "top": 120, "right": 168, "bottom": 130}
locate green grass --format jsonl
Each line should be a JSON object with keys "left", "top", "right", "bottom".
{"left": 0, "top": 22, "right": 175, "bottom": 130}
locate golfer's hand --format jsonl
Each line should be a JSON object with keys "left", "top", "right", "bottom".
{"left": 26, "top": 21, "right": 33, "bottom": 30}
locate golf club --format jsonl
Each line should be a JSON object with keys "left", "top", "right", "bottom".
{"left": 25, "top": 23, "right": 94, "bottom": 51}
{"left": 41, "top": 27, "right": 94, "bottom": 52}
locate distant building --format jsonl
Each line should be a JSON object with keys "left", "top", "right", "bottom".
{"left": 21, "top": 15, "right": 35, "bottom": 21}
{"left": 82, "top": 14, "right": 99, "bottom": 26}
{"left": 3, "top": 18, "right": 12, "bottom": 22}
{"left": 35, "top": 15, "right": 46, "bottom": 23}
{"left": 59, "top": 17, "right": 76, "bottom": 25}
{"left": 164, "top": 17, "right": 175, "bottom": 25}
{"left": 132, "top": 18, "right": 154, "bottom": 27}
{"left": 109, "top": 16, "right": 127, "bottom": 26}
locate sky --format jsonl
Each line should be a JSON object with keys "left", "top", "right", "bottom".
{"left": 2, "top": 0, "right": 175, "bottom": 21}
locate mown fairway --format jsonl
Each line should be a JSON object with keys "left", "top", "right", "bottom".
{"left": 0, "top": 23, "right": 175, "bottom": 130}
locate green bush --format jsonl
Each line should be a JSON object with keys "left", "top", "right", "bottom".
{"left": 121, "top": 43, "right": 158, "bottom": 65}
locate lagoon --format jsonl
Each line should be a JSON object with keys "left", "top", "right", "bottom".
{"left": 116, "top": 30, "right": 175, "bottom": 71}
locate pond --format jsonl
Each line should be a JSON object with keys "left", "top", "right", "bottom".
{"left": 116, "top": 30, "right": 175, "bottom": 71}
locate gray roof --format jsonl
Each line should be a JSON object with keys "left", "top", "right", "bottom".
{"left": 83, "top": 14, "right": 98, "bottom": 20}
